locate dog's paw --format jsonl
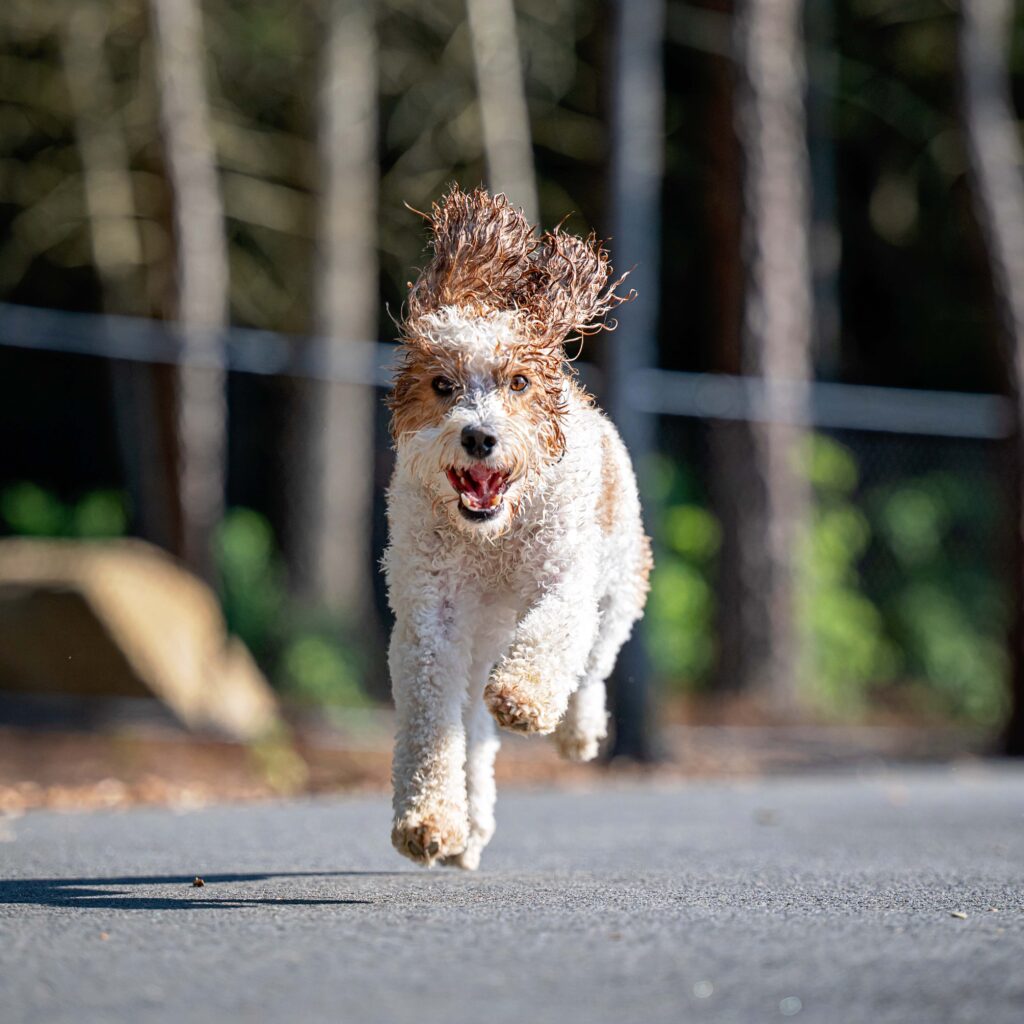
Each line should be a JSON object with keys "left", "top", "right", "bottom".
{"left": 391, "top": 813, "right": 467, "bottom": 867}
{"left": 440, "top": 844, "right": 482, "bottom": 871}
{"left": 484, "top": 670, "right": 560, "bottom": 735}
{"left": 439, "top": 821, "right": 494, "bottom": 870}
{"left": 553, "top": 725, "right": 602, "bottom": 762}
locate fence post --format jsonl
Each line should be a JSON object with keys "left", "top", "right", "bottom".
{"left": 959, "top": 0, "right": 1024, "bottom": 756}
{"left": 605, "top": 0, "right": 665, "bottom": 761}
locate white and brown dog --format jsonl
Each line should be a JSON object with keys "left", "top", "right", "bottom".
{"left": 383, "top": 186, "right": 651, "bottom": 869}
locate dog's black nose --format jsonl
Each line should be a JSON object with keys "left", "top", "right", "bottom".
{"left": 461, "top": 425, "right": 498, "bottom": 459}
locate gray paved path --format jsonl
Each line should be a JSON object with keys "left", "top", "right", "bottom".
{"left": 1, "top": 766, "right": 1022, "bottom": 1024}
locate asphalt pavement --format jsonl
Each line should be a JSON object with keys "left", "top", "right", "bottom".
{"left": 1, "top": 765, "right": 1022, "bottom": 1024}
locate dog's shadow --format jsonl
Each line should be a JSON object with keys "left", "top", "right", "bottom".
{"left": 0, "top": 872, "right": 398, "bottom": 910}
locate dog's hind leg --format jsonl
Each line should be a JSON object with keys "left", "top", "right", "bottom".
{"left": 554, "top": 589, "right": 640, "bottom": 762}
{"left": 554, "top": 677, "right": 608, "bottom": 762}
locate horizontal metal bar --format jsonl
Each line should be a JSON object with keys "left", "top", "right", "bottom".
{"left": 0, "top": 303, "right": 397, "bottom": 388}
{"left": 0, "top": 303, "right": 1014, "bottom": 439}
{"left": 627, "top": 367, "right": 1014, "bottom": 439}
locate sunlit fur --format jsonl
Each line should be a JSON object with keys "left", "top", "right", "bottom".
{"left": 384, "top": 187, "right": 650, "bottom": 869}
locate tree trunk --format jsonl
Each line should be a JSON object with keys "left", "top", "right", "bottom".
{"left": 62, "top": 1, "right": 179, "bottom": 553}
{"left": 287, "top": 0, "right": 378, "bottom": 630}
{"left": 466, "top": 0, "right": 539, "bottom": 221}
{"left": 60, "top": 2, "right": 144, "bottom": 315}
{"left": 148, "top": 0, "right": 229, "bottom": 585}
{"left": 732, "top": 0, "right": 813, "bottom": 711}
{"left": 604, "top": 0, "right": 665, "bottom": 760}
{"left": 959, "top": 0, "right": 1024, "bottom": 755}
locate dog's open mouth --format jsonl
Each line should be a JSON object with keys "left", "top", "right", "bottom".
{"left": 446, "top": 466, "right": 510, "bottom": 521}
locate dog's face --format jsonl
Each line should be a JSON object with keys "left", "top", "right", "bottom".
{"left": 388, "top": 186, "right": 630, "bottom": 536}
{"left": 391, "top": 308, "right": 568, "bottom": 536}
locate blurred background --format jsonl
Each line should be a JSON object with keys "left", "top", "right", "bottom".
{"left": 2, "top": 0, "right": 1024, "bottom": 811}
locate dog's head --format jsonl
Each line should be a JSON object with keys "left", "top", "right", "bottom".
{"left": 389, "top": 186, "right": 630, "bottom": 537}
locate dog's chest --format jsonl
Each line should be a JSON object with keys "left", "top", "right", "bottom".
{"left": 446, "top": 530, "right": 526, "bottom": 593}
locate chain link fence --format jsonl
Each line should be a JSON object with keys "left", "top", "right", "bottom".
{"left": 0, "top": 303, "right": 1016, "bottom": 742}
{"left": 647, "top": 414, "right": 1012, "bottom": 729}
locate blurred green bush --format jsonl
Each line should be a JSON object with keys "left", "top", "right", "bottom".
{"left": 216, "top": 508, "right": 371, "bottom": 709}
{"left": 646, "top": 477, "right": 718, "bottom": 686}
{"left": 796, "top": 436, "right": 896, "bottom": 715}
{"left": 870, "top": 471, "right": 1008, "bottom": 725}
{"left": 646, "top": 435, "right": 1008, "bottom": 725}
{"left": 0, "top": 482, "right": 128, "bottom": 538}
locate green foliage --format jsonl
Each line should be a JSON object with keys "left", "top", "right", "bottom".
{"left": 71, "top": 490, "right": 130, "bottom": 538}
{"left": 645, "top": 454, "right": 716, "bottom": 685}
{"left": 217, "top": 507, "right": 284, "bottom": 661}
{"left": 1, "top": 483, "right": 66, "bottom": 536}
{"left": 280, "top": 633, "right": 368, "bottom": 708}
{"left": 646, "top": 435, "right": 1006, "bottom": 726}
{"left": 648, "top": 559, "right": 716, "bottom": 683}
{"left": 796, "top": 436, "right": 896, "bottom": 715}
{"left": 804, "top": 433, "right": 859, "bottom": 495}
{"left": 870, "top": 472, "right": 1009, "bottom": 725}
{"left": 663, "top": 504, "right": 721, "bottom": 562}
{"left": 215, "top": 508, "right": 371, "bottom": 708}
{"left": 0, "top": 483, "right": 127, "bottom": 538}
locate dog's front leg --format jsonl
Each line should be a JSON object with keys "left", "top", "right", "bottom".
{"left": 390, "top": 603, "right": 472, "bottom": 866}
{"left": 484, "top": 574, "right": 599, "bottom": 735}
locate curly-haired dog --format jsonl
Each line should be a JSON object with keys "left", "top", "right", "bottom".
{"left": 384, "top": 186, "right": 651, "bottom": 869}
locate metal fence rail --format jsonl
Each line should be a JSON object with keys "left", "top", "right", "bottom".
{"left": 0, "top": 302, "right": 1013, "bottom": 440}
{"left": 0, "top": 303, "right": 393, "bottom": 387}
{"left": 629, "top": 369, "right": 1012, "bottom": 439}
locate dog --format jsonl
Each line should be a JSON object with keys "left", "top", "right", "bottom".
{"left": 383, "top": 186, "right": 651, "bottom": 869}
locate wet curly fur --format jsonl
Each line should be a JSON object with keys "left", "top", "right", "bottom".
{"left": 384, "top": 186, "right": 651, "bottom": 869}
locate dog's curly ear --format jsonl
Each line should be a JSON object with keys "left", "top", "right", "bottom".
{"left": 406, "top": 185, "right": 537, "bottom": 323}
{"left": 515, "top": 229, "right": 634, "bottom": 349}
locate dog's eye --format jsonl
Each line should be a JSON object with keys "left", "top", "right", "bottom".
{"left": 432, "top": 376, "right": 456, "bottom": 396}
{"left": 509, "top": 374, "right": 529, "bottom": 393}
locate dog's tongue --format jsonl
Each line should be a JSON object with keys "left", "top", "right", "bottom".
{"left": 466, "top": 465, "right": 497, "bottom": 489}
{"left": 447, "top": 466, "right": 508, "bottom": 510}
